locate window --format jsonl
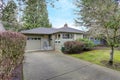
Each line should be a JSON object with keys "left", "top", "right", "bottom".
{"left": 27, "top": 38, "right": 33, "bottom": 40}
{"left": 38, "top": 38, "right": 41, "bottom": 40}
{"left": 34, "top": 38, "right": 37, "bottom": 40}
{"left": 62, "top": 33, "right": 73, "bottom": 39}
{"left": 27, "top": 37, "right": 41, "bottom": 40}
{"left": 58, "top": 34, "right": 60, "bottom": 39}
{"left": 69, "top": 34, "right": 74, "bottom": 39}
{"left": 55, "top": 34, "right": 61, "bottom": 39}
{"left": 58, "top": 41, "right": 60, "bottom": 43}
{"left": 55, "top": 41, "right": 57, "bottom": 43}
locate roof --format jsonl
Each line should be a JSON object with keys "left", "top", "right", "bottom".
{"left": 21, "top": 28, "right": 56, "bottom": 34}
{"left": 21, "top": 24, "right": 84, "bottom": 35}
{"left": 56, "top": 27, "right": 84, "bottom": 34}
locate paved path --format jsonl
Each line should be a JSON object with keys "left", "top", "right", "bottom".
{"left": 23, "top": 51, "right": 120, "bottom": 80}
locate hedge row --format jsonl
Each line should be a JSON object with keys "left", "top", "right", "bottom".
{"left": 62, "top": 39, "right": 95, "bottom": 54}
{"left": 0, "top": 31, "right": 26, "bottom": 80}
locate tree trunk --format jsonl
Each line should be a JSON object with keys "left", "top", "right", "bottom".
{"left": 109, "top": 46, "right": 114, "bottom": 65}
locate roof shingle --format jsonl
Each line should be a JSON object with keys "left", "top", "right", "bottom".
{"left": 21, "top": 25, "right": 84, "bottom": 34}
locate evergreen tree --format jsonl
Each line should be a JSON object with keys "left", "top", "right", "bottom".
{"left": 23, "top": 0, "right": 51, "bottom": 30}
{"left": 1, "top": 0, "right": 18, "bottom": 31}
{"left": 39, "top": 0, "right": 52, "bottom": 27}
{"left": 0, "top": 0, "right": 5, "bottom": 19}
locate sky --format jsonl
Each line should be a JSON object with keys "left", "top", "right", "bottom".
{"left": 47, "top": 0, "right": 120, "bottom": 31}
{"left": 2, "top": 0, "right": 120, "bottom": 31}
{"left": 47, "top": 0, "right": 82, "bottom": 30}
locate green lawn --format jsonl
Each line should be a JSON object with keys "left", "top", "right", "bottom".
{"left": 70, "top": 49, "right": 120, "bottom": 71}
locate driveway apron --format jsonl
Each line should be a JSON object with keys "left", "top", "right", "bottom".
{"left": 23, "top": 51, "right": 120, "bottom": 80}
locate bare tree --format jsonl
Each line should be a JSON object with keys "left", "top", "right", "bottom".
{"left": 75, "top": 0, "right": 120, "bottom": 65}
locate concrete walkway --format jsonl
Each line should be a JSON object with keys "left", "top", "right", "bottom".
{"left": 23, "top": 51, "right": 120, "bottom": 80}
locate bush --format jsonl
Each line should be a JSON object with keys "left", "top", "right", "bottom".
{"left": 0, "top": 31, "right": 26, "bottom": 80}
{"left": 62, "top": 41, "right": 84, "bottom": 53}
{"left": 62, "top": 39, "right": 95, "bottom": 54}
{"left": 77, "top": 38, "right": 95, "bottom": 50}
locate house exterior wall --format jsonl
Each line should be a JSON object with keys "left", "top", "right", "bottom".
{"left": 89, "top": 37, "right": 107, "bottom": 45}
{"left": 74, "top": 34, "right": 83, "bottom": 40}
{"left": 24, "top": 33, "right": 84, "bottom": 52}
{"left": 41, "top": 35, "right": 49, "bottom": 50}
{"left": 55, "top": 39, "right": 75, "bottom": 51}
{"left": 54, "top": 33, "right": 84, "bottom": 51}
{"left": 51, "top": 34, "right": 56, "bottom": 50}
{"left": 54, "top": 33, "right": 61, "bottom": 51}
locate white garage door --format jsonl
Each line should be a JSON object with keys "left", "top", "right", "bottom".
{"left": 26, "top": 37, "right": 41, "bottom": 51}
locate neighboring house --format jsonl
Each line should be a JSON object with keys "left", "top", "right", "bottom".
{"left": 21, "top": 24, "right": 84, "bottom": 51}
{"left": 84, "top": 31, "right": 107, "bottom": 45}
{"left": 89, "top": 37, "right": 107, "bottom": 45}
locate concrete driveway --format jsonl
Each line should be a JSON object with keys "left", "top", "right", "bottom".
{"left": 23, "top": 51, "right": 120, "bottom": 80}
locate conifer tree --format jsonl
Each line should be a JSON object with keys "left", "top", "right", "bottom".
{"left": 23, "top": 0, "right": 51, "bottom": 30}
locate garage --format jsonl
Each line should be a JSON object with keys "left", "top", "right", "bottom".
{"left": 26, "top": 36, "right": 41, "bottom": 51}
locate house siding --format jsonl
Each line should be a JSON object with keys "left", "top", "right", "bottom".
{"left": 51, "top": 35, "right": 56, "bottom": 50}
{"left": 54, "top": 33, "right": 84, "bottom": 51}
{"left": 74, "top": 34, "right": 83, "bottom": 40}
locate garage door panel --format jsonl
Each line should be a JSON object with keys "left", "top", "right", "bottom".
{"left": 26, "top": 37, "right": 41, "bottom": 51}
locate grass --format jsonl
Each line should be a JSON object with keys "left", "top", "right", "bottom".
{"left": 70, "top": 49, "right": 120, "bottom": 71}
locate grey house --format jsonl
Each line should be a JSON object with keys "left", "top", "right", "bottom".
{"left": 21, "top": 24, "right": 84, "bottom": 51}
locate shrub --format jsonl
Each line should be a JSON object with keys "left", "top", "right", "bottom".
{"left": 62, "top": 41, "right": 84, "bottom": 53}
{"left": 77, "top": 38, "right": 95, "bottom": 50}
{"left": 0, "top": 31, "right": 26, "bottom": 80}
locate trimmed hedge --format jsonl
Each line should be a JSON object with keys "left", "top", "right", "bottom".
{"left": 0, "top": 31, "right": 26, "bottom": 80}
